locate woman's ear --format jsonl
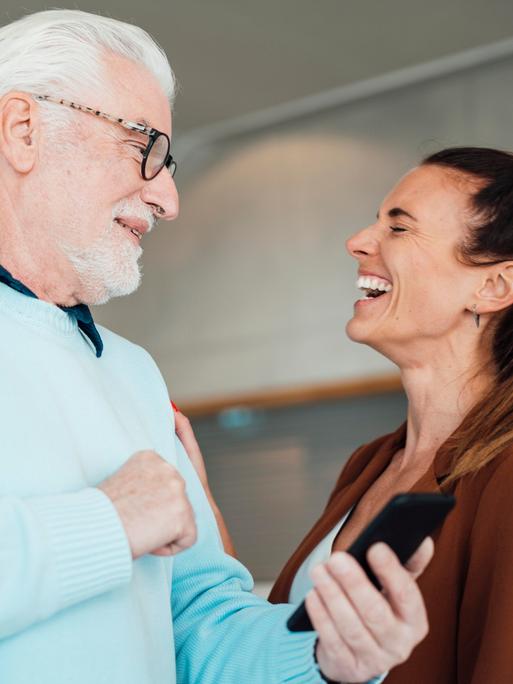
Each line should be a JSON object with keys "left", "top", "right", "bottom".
{"left": 474, "top": 264, "right": 513, "bottom": 314}
{"left": 0, "top": 92, "right": 40, "bottom": 174}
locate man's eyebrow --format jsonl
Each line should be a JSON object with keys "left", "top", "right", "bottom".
{"left": 376, "top": 207, "right": 418, "bottom": 221}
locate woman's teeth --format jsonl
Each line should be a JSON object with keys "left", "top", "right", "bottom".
{"left": 356, "top": 275, "right": 393, "bottom": 299}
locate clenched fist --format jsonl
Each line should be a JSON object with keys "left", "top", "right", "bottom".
{"left": 98, "top": 450, "right": 197, "bottom": 559}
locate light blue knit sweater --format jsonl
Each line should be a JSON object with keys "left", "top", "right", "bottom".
{"left": 0, "top": 282, "right": 384, "bottom": 684}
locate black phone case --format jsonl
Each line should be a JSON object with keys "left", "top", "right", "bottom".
{"left": 287, "top": 492, "right": 455, "bottom": 632}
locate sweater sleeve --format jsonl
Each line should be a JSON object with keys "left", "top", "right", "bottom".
{"left": 0, "top": 487, "right": 132, "bottom": 639}
{"left": 172, "top": 437, "right": 383, "bottom": 684}
{"left": 457, "top": 456, "right": 513, "bottom": 682}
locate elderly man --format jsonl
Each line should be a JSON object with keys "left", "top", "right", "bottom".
{"left": 0, "top": 9, "right": 431, "bottom": 684}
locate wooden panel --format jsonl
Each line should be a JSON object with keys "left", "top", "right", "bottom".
{"left": 180, "top": 373, "right": 402, "bottom": 417}
{"left": 192, "top": 389, "right": 408, "bottom": 580}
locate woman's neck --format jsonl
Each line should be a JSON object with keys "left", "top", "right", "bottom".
{"left": 398, "top": 356, "right": 493, "bottom": 471}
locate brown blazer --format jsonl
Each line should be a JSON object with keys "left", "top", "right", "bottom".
{"left": 269, "top": 423, "right": 513, "bottom": 683}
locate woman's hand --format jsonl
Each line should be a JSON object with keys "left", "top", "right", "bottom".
{"left": 172, "top": 404, "right": 237, "bottom": 557}
{"left": 309, "top": 537, "right": 433, "bottom": 682}
{"left": 174, "top": 407, "right": 210, "bottom": 492}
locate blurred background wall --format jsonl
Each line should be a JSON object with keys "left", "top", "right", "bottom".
{"left": 162, "top": 52, "right": 513, "bottom": 583}
{"left": 3, "top": 0, "right": 513, "bottom": 583}
{"left": 99, "top": 52, "right": 513, "bottom": 402}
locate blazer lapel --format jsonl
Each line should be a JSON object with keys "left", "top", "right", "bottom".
{"left": 268, "top": 424, "right": 406, "bottom": 603}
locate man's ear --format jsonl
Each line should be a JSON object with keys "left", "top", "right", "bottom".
{"left": 474, "top": 263, "right": 513, "bottom": 314}
{"left": 0, "top": 92, "right": 40, "bottom": 173}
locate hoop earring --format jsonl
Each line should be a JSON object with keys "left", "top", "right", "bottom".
{"left": 472, "top": 304, "right": 480, "bottom": 329}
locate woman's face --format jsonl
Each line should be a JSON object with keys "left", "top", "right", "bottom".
{"left": 346, "top": 164, "right": 483, "bottom": 363}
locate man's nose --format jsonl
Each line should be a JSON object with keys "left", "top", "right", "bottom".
{"left": 141, "top": 168, "right": 179, "bottom": 221}
{"left": 346, "top": 224, "right": 379, "bottom": 258}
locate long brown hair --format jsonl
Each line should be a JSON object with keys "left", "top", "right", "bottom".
{"left": 422, "top": 147, "right": 513, "bottom": 484}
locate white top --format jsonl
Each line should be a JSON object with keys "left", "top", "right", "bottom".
{"left": 288, "top": 505, "right": 389, "bottom": 684}
{"left": 289, "top": 506, "right": 353, "bottom": 604}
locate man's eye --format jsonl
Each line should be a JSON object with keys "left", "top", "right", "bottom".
{"left": 390, "top": 226, "right": 407, "bottom": 233}
{"left": 127, "top": 143, "right": 146, "bottom": 156}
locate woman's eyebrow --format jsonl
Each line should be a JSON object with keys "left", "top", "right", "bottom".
{"left": 376, "top": 207, "right": 418, "bottom": 221}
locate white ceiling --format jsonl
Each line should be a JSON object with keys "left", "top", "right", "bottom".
{"left": 2, "top": 0, "right": 513, "bottom": 135}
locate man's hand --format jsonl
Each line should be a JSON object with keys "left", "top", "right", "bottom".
{"left": 308, "top": 537, "right": 433, "bottom": 682}
{"left": 98, "top": 450, "right": 197, "bottom": 559}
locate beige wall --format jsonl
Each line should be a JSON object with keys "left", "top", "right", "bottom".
{"left": 95, "top": 54, "right": 513, "bottom": 402}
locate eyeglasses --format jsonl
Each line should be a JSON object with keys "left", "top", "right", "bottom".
{"left": 32, "top": 94, "right": 177, "bottom": 181}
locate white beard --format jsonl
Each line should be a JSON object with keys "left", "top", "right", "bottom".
{"left": 63, "top": 199, "right": 155, "bottom": 305}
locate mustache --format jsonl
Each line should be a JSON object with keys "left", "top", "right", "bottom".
{"left": 111, "top": 201, "right": 156, "bottom": 233}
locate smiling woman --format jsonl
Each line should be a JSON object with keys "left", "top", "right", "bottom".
{"left": 179, "top": 146, "right": 513, "bottom": 683}
{"left": 344, "top": 162, "right": 490, "bottom": 357}
{"left": 267, "top": 147, "right": 513, "bottom": 682}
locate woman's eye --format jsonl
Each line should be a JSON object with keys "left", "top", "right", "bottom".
{"left": 390, "top": 226, "right": 407, "bottom": 233}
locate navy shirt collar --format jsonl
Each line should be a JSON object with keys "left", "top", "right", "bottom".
{"left": 0, "top": 264, "right": 104, "bottom": 358}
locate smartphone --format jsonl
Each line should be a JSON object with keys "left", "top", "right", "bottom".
{"left": 286, "top": 492, "right": 455, "bottom": 632}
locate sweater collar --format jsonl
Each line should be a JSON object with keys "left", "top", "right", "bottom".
{"left": 0, "top": 264, "right": 103, "bottom": 358}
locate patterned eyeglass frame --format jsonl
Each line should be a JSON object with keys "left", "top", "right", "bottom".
{"left": 32, "top": 94, "right": 177, "bottom": 181}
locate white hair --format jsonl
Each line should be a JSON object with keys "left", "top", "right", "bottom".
{"left": 0, "top": 9, "right": 175, "bottom": 127}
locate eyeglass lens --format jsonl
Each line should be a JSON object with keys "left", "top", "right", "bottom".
{"left": 146, "top": 134, "right": 173, "bottom": 180}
